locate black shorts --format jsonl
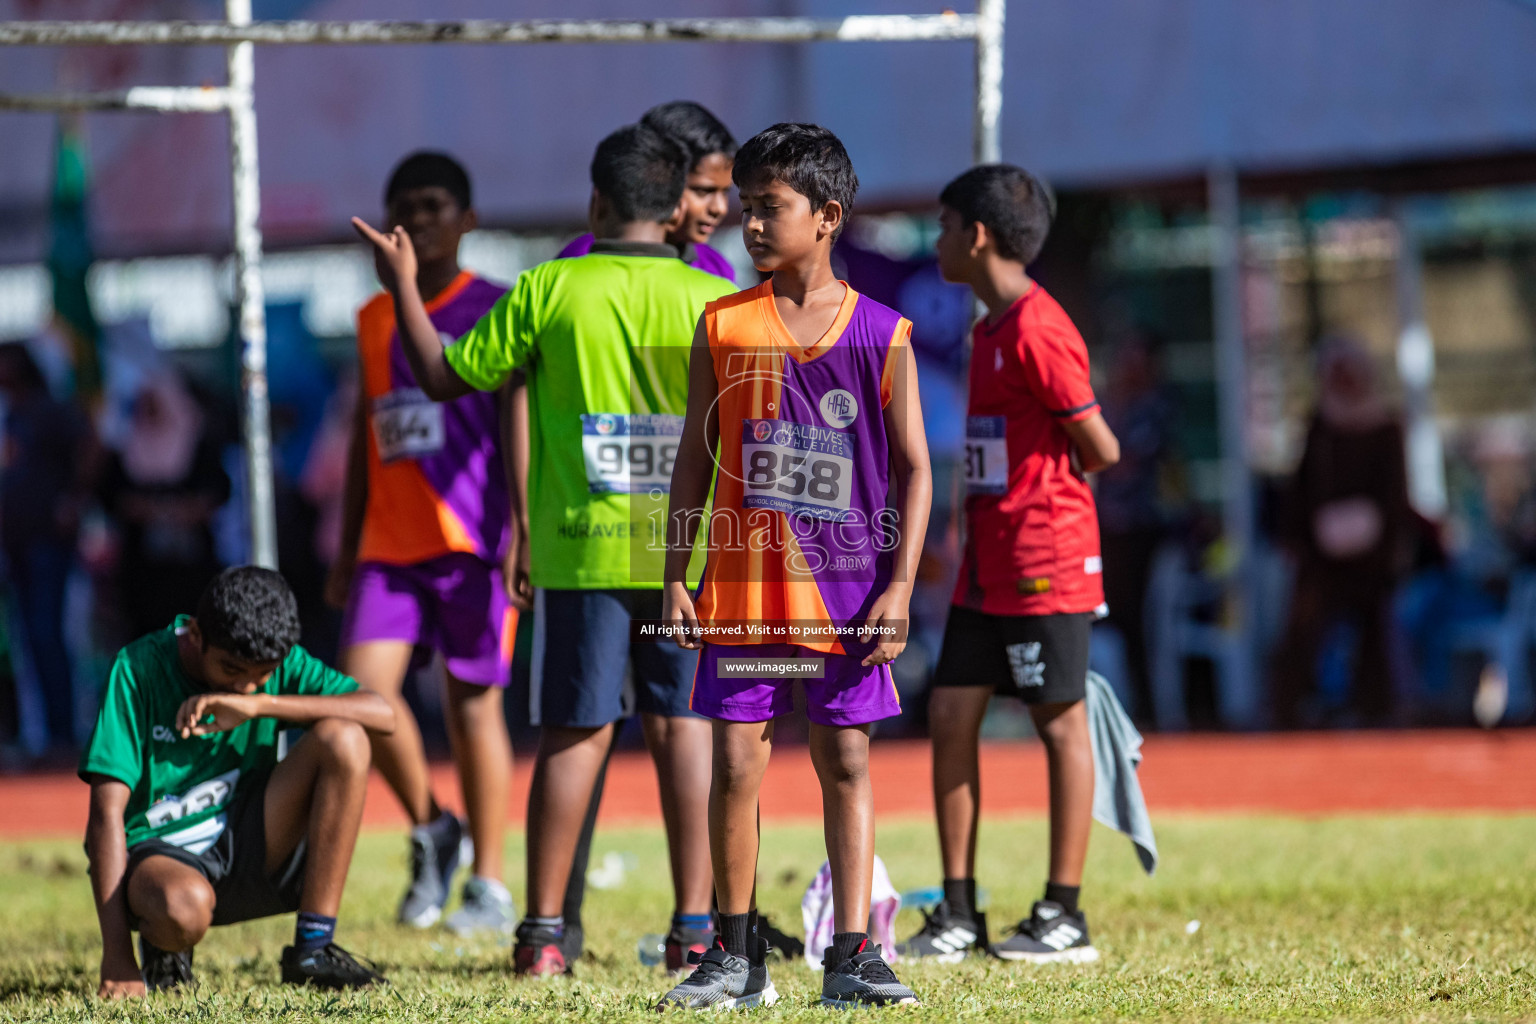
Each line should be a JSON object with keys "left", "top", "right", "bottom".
{"left": 126, "top": 770, "right": 306, "bottom": 927}
{"left": 932, "top": 606, "right": 1092, "bottom": 704}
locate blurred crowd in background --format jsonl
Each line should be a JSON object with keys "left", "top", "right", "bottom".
{"left": 2, "top": 179, "right": 1534, "bottom": 769}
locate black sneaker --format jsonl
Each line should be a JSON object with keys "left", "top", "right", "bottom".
{"left": 820, "top": 945, "right": 919, "bottom": 1007}
{"left": 757, "top": 914, "right": 805, "bottom": 960}
{"left": 655, "top": 940, "right": 777, "bottom": 1011}
{"left": 992, "top": 901, "right": 1099, "bottom": 964}
{"left": 513, "top": 919, "right": 570, "bottom": 978}
{"left": 139, "top": 937, "right": 194, "bottom": 992}
{"left": 280, "top": 942, "right": 388, "bottom": 989}
{"left": 557, "top": 919, "right": 585, "bottom": 966}
{"left": 897, "top": 900, "right": 990, "bottom": 963}
{"left": 664, "top": 919, "right": 715, "bottom": 974}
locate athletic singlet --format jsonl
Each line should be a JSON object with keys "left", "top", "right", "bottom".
{"left": 356, "top": 271, "right": 510, "bottom": 566}
{"left": 692, "top": 282, "right": 910, "bottom": 655}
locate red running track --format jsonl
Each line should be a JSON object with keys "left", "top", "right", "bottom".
{"left": 7, "top": 730, "right": 1533, "bottom": 839}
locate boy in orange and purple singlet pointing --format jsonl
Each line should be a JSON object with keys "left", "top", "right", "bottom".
{"left": 658, "top": 123, "right": 932, "bottom": 1011}
{"left": 329, "top": 152, "right": 521, "bottom": 937}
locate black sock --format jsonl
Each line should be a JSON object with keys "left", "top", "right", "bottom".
{"left": 748, "top": 909, "right": 759, "bottom": 948}
{"left": 718, "top": 913, "right": 752, "bottom": 958}
{"left": 1044, "top": 882, "right": 1080, "bottom": 915}
{"left": 294, "top": 911, "right": 336, "bottom": 952}
{"left": 829, "top": 931, "right": 869, "bottom": 966}
{"left": 942, "top": 877, "right": 977, "bottom": 916}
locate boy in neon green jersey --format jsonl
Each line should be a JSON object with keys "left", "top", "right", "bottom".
{"left": 81, "top": 567, "right": 395, "bottom": 998}
{"left": 354, "top": 123, "right": 732, "bottom": 976}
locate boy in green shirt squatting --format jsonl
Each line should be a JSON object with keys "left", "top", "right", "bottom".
{"left": 81, "top": 567, "right": 395, "bottom": 998}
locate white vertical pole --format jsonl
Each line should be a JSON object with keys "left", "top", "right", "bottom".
{"left": 1208, "top": 162, "right": 1259, "bottom": 728}
{"left": 1392, "top": 201, "right": 1447, "bottom": 519}
{"left": 973, "top": 0, "right": 1005, "bottom": 164}
{"left": 225, "top": 0, "right": 277, "bottom": 569}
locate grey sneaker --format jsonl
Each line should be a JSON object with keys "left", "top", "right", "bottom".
{"left": 655, "top": 942, "right": 778, "bottom": 1011}
{"left": 446, "top": 876, "right": 516, "bottom": 937}
{"left": 820, "top": 945, "right": 919, "bottom": 1007}
{"left": 992, "top": 901, "right": 1099, "bottom": 964}
{"left": 397, "top": 812, "right": 464, "bottom": 928}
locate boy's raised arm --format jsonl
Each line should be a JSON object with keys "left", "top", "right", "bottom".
{"left": 864, "top": 343, "right": 933, "bottom": 666}
{"left": 661, "top": 318, "right": 720, "bottom": 648}
{"left": 350, "top": 218, "right": 474, "bottom": 401}
{"left": 85, "top": 776, "right": 144, "bottom": 999}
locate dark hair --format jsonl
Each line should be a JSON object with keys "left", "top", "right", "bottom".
{"left": 733, "top": 123, "right": 859, "bottom": 239}
{"left": 590, "top": 123, "right": 688, "bottom": 223}
{"left": 385, "top": 151, "right": 472, "bottom": 211}
{"left": 939, "top": 164, "right": 1055, "bottom": 264}
{"left": 640, "top": 101, "right": 737, "bottom": 170}
{"left": 195, "top": 566, "right": 301, "bottom": 663}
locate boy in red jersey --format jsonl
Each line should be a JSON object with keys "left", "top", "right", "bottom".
{"left": 899, "top": 165, "right": 1120, "bottom": 964}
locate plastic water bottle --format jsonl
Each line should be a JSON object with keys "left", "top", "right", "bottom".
{"left": 899, "top": 886, "right": 989, "bottom": 910}
{"left": 899, "top": 886, "right": 944, "bottom": 910}
{"left": 637, "top": 933, "right": 666, "bottom": 966}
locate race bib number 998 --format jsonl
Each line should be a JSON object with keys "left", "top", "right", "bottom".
{"left": 740, "top": 419, "right": 856, "bottom": 521}
{"left": 964, "top": 415, "right": 1009, "bottom": 494}
{"left": 581, "top": 413, "right": 683, "bottom": 494}
{"left": 372, "top": 389, "right": 445, "bottom": 463}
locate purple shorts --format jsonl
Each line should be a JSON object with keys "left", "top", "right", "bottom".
{"left": 340, "top": 553, "right": 515, "bottom": 688}
{"left": 690, "top": 642, "right": 901, "bottom": 727}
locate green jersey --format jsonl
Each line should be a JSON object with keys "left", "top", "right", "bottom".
{"left": 446, "top": 243, "right": 732, "bottom": 589}
{"left": 78, "top": 617, "right": 357, "bottom": 850}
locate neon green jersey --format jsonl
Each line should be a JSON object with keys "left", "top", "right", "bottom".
{"left": 446, "top": 245, "right": 732, "bottom": 590}
{"left": 78, "top": 617, "right": 357, "bottom": 849}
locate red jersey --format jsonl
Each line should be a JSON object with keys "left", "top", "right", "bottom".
{"left": 953, "top": 284, "right": 1105, "bottom": 617}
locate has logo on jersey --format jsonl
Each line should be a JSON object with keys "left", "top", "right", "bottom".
{"left": 820, "top": 389, "right": 858, "bottom": 428}
{"left": 753, "top": 420, "right": 773, "bottom": 442}
{"left": 152, "top": 724, "right": 178, "bottom": 744}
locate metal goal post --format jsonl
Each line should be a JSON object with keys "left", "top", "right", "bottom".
{"left": 0, "top": 1, "right": 1006, "bottom": 569}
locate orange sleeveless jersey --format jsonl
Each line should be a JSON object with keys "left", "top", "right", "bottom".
{"left": 355, "top": 272, "right": 503, "bottom": 566}
{"left": 692, "top": 282, "right": 907, "bottom": 654}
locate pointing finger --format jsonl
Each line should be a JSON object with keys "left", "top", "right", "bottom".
{"left": 350, "top": 217, "right": 388, "bottom": 246}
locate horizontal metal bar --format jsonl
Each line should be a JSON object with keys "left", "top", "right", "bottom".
{"left": 0, "top": 13, "right": 979, "bottom": 47}
{"left": 0, "top": 85, "right": 235, "bottom": 111}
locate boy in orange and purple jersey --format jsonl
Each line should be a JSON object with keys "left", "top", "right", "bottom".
{"left": 658, "top": 124, "right": 932, "bottom": 1011}
{"left": 327, "top": 152, "right": 522, "bottom": 937}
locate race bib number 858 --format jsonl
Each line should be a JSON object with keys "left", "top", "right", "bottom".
{"left": 581, "top": 413, "right": 683, "bottom": 494}
{"left": 740, "top": 418, "right": 855, "bottom": 521}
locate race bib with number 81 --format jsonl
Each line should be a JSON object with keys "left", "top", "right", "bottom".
{"left": 740, "top": 418, "right": 856, "bottom": 521}
{"left": 581, "top": 413, "right": 683, "bottom": 494}
{"left": 964, "top": 415, "right": 1009, "bottom": 494}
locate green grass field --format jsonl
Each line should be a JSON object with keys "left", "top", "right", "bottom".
{"left": 3, "top": 815, "right": 1534, "bottom": 1022}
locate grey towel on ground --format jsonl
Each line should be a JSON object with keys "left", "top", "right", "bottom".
{"left": 1087, "top": 670, "right": 1158, "bottom": 875}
